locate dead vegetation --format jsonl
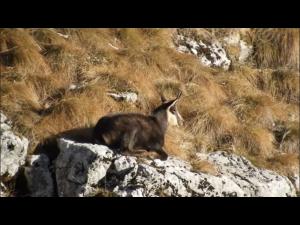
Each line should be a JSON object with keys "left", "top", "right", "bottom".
{"left": 251, "top": 28, "right": 299, "bottom": 70}
{"left": 0, "top": 28, "right": 299, "bottom": 179}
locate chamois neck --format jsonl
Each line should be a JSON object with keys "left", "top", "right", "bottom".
{"left": 152, "top": 110, "right": 168, "bottom": 133}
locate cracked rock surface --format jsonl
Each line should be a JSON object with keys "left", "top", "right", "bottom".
{"left": 0, "top": 113, "right": 28, "bottom": 179}
{"left": 55, "top": 139, "right": 296, "bottom": 197}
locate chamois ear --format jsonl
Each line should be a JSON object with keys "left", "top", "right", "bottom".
{"left": 176, "top": 91, "right": 182, "bottom": 100}
{"left": 160, "top": 93, "right": 167, "bottom": 103}
{"left": 169, "top": 91, "right": 182, "bottom": 106}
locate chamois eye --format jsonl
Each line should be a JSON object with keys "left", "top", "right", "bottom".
{"left": 170, "top": 107, "right": 176, "bottom": 114}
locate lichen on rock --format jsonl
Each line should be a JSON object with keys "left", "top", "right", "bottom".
{"left": 0, "top": 112, "right": 28, "bottom": 179}
{"left": 54, "top": 138, "right": 296, "bottom": 197}
{"left": 175, "top": 34, "right": 231, "bottom": 70}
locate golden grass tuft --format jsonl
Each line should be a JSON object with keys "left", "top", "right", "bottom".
{"left": 267, "top": 153, "right": 299, "bottom": 176}
{"left": 251, "top": 28, "right": 299, "bottom": 70}
{"left": 235, "top": 125, "right": 276, "bottom": 158}
{"left": 164, "top": 126, "right": 195, "bottom": 161}
{"left": 265, "top": 69, "right": 299, "bottom": 104}
{"left": 275, "top": 121, "right": 300, "bottom": 154}
{"left": 0, "top": 29, "right": 50, "bottom": 75}
{"left": 190, "top": 105, "right": 239, "bottom": 151}
{"left": 229, "top": 94, "right": 289, "bottom": 129}
{"left": 189, "top": 154, "right": 218, "bottom": 176}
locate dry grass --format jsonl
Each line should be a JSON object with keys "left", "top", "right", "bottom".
{"left": 94, "top": 187, "right": 118, "bottom": 197}
{"left": 190, "top": 157, "right": 218, "bottom": 176}
{"left": 190, "top": 105, "right": 239, "bottom": 152}
{"left": 251, "top": 28, "right": 299, "bottom": 70}
{"left": 0, "top": 28, "right": 299, "bottom": 179}
{"left": 264, "top": 69, "right": 299, "bottom": 104}
{"left": 274, "top": 121, "right": 300, "bottom": 154}
{"left": 0, "top": 29, "right": 50, "bottom": 75}
{"left": 267, "top": 153, "right": 299, "bottom": 177}
{"left": 235, "top": 125, "right": 276, "bottom": 158}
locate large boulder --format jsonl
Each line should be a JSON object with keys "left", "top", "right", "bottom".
{"left": 55, "top": 139, "right": 115, "bottom": 197}
{"left": 55, "top": 138, "right": 296, "bottom": 197}
{"left": 197, "top": 151, "right": 296, "bottom": 197}
{"left": 0, "top": 113, "right": 28, "bottom": 179}
{"left": 175, "top": 34, "right": 231, "bottom": 70}
{"left": 223, "top": 32, "right": 253, "bottom": 64}
{"left": 110, "top": 156, "right": 244, "bottom": 197}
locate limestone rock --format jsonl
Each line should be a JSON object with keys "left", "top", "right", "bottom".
{"left": 107, "top": 92, "right": 138, "bottom": 103}
{"left": 55, "top": 139, "right": 114, "bottom": 197}
{"left": 197, "top": 151, "right": 296, "bottom": 197}
{"left": 0, "top": 113, "right": 28, "bottom": 179}
{"left": 55, "top": 139, "right": 296, "bottom": 197}
{"left": 175, "top": 34, "right": 231, "bottom": 70}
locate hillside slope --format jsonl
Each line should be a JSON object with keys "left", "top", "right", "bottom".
{"left": 0, "top": 28, "right": 299, "bottom": 196}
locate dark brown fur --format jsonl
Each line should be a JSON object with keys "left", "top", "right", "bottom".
{"left": 93, "top": 95, "right": 183, "bottom": 160}
{"left": 93, "top": 113, "right": 168, "bottom": 160}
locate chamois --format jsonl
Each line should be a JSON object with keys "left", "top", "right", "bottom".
{"left": 93, "top": 92, "right": 183, "bottom": 160}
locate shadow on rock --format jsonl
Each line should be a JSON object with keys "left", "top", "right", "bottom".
{"left": 34, "top": 127, "right": 95, "bottom": 162}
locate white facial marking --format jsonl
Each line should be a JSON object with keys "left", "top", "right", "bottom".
{"left": 167, "top": 110, "right": 179, "bottom": 126}
{"left": 177, "top": 111, "right": 184, "bottom": 122}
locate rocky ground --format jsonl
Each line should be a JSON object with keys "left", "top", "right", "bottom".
{"left": 0, "top": 28, "right": 299, "bottom": 197}
{"left": 0, "top": 113, "right": 297, "bottom": 197}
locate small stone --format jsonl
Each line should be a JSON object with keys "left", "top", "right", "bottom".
{"left": 107, "top": 92, "right": 138, "bottom": 103}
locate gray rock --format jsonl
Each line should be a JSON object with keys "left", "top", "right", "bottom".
{"left": 198, "top": 151, "right": 296, "bottom": 197}
{"left": 107, "top": 92, "right": 138, "bottom": 103}
{"left": 239, "top": 40, "right": 253, "bottom": 63}
{"left": 0, "top": 113, "right": 12, "bottom": 131}
{"left": 56, "top": 138, "right": 295, "bottom": 197}
{"left": 175, "top": 35, "right": 231, "bottom": 70}
{"left": 113, "top": 157, "right": 244, "bottom": 197}
{"left": 55, "top": 139, "right": 115, "bottom": 197}
{"left": 113, "top": 156, "right": 137, "bottom": 173}
{"left": 24, "top": 154, "right": 54, "bottom": 197}
{"left": 0, "top": 182, "right": 9, "bottom": 197}
{"left": 0, "top": 113, "right": 28, "bottom": 179}
{"left": 223, "top": 33, "right": 253, "bottom": 63}
{"left": 289, "top": 173, "right": 299, "bottom": 192}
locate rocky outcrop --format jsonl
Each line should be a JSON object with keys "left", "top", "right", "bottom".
{"left": 1, "top": 110, "right": 295, "bottom": 197}
{"left": 0, "top": 113, "right": 28, "bottom": 179}
{"left": 223, "top": 32, "right": 253, "bottom": 63}
{"left": 111, "top": 156, "right": 244, "bottom": 197}
{"left": 55, "top": 139, "right": 114, "bottom": 197}
{"left": 174, "top": 30, "right": 253, "bottom": 69}
{"left": 197, "top": 152, "right": 296, "bottom": 197}
{"left": 174, "top": 34, "right": 231, "bottom": 70}
{"left": 24, "top": 154, "right": 54, "bottom": 197}
{"left": 54, "top": 138, "right": 296, "bottom": 197}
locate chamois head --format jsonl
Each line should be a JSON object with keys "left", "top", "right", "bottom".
{"left": 152, "top": 91, "right": 184, "bottom": 129}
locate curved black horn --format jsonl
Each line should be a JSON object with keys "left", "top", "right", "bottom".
{"left": 160, "top": 93, "right": 167, "bottom": 102}
{"left": 176, "top": 91, "right": 182, "bottom": 100}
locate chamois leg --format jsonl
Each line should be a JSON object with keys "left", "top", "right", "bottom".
{"left": 127, "top": 129, "right": 138, "bottom": 152}
{"left": 159, "top": 147, "right": 169, "bottom": 161}
{"left": 152, "top": 146, "right": 168, "bottom": 161}
{"left": 121, "top": 128, "right": 138, "bottom": 154}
